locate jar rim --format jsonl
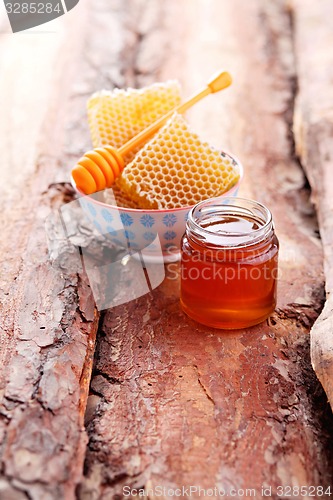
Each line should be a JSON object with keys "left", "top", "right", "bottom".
{"left": 187, "top": 196, "right": 273, "bottom": 248}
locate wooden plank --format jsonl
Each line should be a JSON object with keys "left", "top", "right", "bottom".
{"left": 80, "top": 0, "right": 333, "bottom": 497}
{"left": 0, "top": 1, "right": 167, "bottom": 496}
{"left": 0, "top": 3, "right": 102, "bottom": 499}
{"left": 1, "top": 0, "right": 333, "bottom": 497}
{"left": 292, "top": 0, "right": 333, "bottom": 407}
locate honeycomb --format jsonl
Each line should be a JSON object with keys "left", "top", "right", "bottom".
{"left": 118, "top": 113, "right": 240, "bottom": 209}
{"left": 105, "top": 184, "right": 140, "bottom": 209}
{"left": 87, "top": 80, "right": 181, "bottom": 165}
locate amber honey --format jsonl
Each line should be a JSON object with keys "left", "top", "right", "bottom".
{"left": 180, "top": 197, "right": 279, "bottom": 329}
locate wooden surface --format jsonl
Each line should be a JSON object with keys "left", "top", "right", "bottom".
{"left": 293, "top": 0, "right": 333, "bottom": 408}
{"left": 0, "top": 0, "right": 333, "bottom": 499}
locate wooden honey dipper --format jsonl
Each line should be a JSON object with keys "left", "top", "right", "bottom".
{"left": 72, "top": 70, "right": 232, "bottom": 195}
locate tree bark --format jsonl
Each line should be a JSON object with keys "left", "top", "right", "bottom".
{"left": 1, "top": 0, "right": 333, "bottom": 498}
{"left": 80, "top": 0, "right": 333, "bottom": 498}
{"left": 292, "top": 0, "right": 333, "bottom": 408}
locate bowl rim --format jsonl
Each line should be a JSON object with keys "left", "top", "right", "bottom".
{"left": 73, "top": 149, "right": 244, "bottom": 214}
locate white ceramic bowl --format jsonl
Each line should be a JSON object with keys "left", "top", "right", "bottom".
{"left": 75, "top": 151, "right": 243, "bottom": 262}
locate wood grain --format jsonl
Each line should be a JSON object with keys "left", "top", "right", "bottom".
{"left": 0, "top": 0, "right": 333, "bottom": 497}
{"left": 79, "top": 0, "right": 333, "bottom": 498}
{"left": 292, "top": 0, "right": 333, "bottom": 407}
{"left": 0, "top": 0, "right": 167, "bottom": 496}
{"left": 0, "top": 3, "right": 100, "bottom": 498}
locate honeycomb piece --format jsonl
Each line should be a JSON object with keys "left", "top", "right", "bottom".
{"left": 104, "top": 183, "right": 140, "bottom": 209}
{"left": 118, "top": 113, "right": 240, "bottom": 209}
{"left": 87, "top": 81, "right": 181, "bottom": 164}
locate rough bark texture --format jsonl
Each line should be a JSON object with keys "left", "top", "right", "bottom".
{"left": 292, "top": 0, "right": 333, "bottom": 408}
{"left": 0, "top": 3, "right": 100, "bottom": 499}
{"left": 0, "top": 0, "right": 333, "bottom": 499}
{"left": 80, "top": 0, "right": 333, "bottom": 498}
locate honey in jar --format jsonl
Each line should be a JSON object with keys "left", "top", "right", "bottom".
{"left": 180, "top": 197, "right": 279, "bottom": 329}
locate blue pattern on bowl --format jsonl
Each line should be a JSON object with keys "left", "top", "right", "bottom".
{"left": 120, "top": 213, "right": 134, "bottom": 226}
{"left": 76, "top": 150, "right": 243, "bottom": 261}
{"left": 163, "top": 213, "right": 177, "bottom": 227}
{"left": 140, "top": 214, "right": 155, "bottom": 227}
{"left": 124, "top": 230, "right": 135, "bottom": 240}
{"left": 143, "top": 231, "right": 157, "bottom": 242}
{"left": 164, "top": 230, "right": 177, "bottom": 241}
{"left": 101, "top": 208, "right": 113, "bottom": 222}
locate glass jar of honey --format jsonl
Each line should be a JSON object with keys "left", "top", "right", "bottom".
{"left": 180, "top": 197, "right": 279, "bottom": 329}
